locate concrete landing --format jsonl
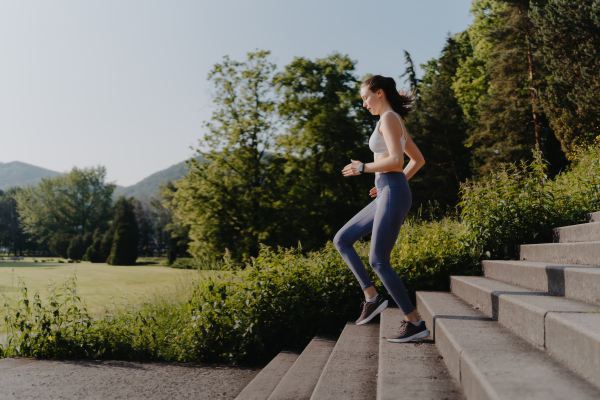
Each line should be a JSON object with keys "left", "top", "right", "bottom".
{"left": 0, "top": 357, "right": 260, "bottom": 400}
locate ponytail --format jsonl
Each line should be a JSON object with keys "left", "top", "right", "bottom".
{"left": 362, "top": 75, "right": 414, "bottom": 118}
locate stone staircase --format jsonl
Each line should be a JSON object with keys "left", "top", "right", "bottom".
{"left": 236, "top": 211, "right": 600, "bottom": 399}
{"left": 235, "top": 311, "right": 462, "bottom": 400}
{"left": 418, "top": 210, "right": 600, "bottom": 399}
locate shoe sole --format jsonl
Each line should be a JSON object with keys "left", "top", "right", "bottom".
{"left": 356, "top": 300, "right": 388, "bottom": 326}
{"left": 386, "top": 328, "right": 431, "bottom": 343}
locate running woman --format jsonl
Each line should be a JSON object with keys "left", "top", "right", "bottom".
{"left": 335, "top": 75, "right": 429, "bottom": 342}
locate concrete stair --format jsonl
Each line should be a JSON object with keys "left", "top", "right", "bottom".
{"left": 417, "top": 210, "right": 600, "bottom": 399}
{"left": 236, "top": 314, "right": 463, "bottom": 399}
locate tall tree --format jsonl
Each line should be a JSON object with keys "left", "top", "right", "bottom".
{"left": 468, "top": 0, "right": 566, "bottom": 176}
{"left": 0, "top": 188, "right": 30, "bottom": 256}
{"left": 405, "top": 34, "right": 473, "bottom": 211}
{"left": 106, "top": 196, "right": 139, "bottom": 265}
{"left": 170, "top": 51, "right": 287, "bottom": 263}
{"left": 531, "top": 0, "right": 600, "bottom": 153}
{"left": 273, "top": 53, "right": 374, "bottom": 250}
{"left": 16, "top": 167, "right": 115, "bottom": 244}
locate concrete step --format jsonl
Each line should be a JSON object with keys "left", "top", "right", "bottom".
{"left": 377, "top": 308, "right": 464, "bottom": 400}
{"left": 519, "top": 241, "right": 600, "bottom": 265}
{"left": 310, "top": 322, "right": 378, "bottom": 400}
{"left": 416, "top": 291, "right": 600, "bottom": 399}
{"left": 482, "top": 260, "right": 600, "bottom": 305}
{"left": 450, "top": 276, "right": 600, "bottom": 390}
{"left": 553, "top": 222, "right": 600, "bottom": 243}
{"left": 586, "top": 211, "right": 600, "bottom": 223}
{"left": 235, "top": 350, "right": 300, "bottom": 400}
{"left": 268, "top": 335, "right": 337, "bottom": 400}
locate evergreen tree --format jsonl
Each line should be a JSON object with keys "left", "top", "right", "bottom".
{"left": 104, "top": 196, "right": 139, "bottom": 263}
{"left": 107, "top": 223, "right": 138, "bottom": 266}
{"left": 83, "top": 237, "right": 104, "bottom": 263}
{"left": 0, "top": 188, "right": 30, "bottom": 256}
{"left": 48, "top": 232, "right": 72, "bottom": 259}
{"left": 469, "top": 0, "right": 566, "bottom": 176}
{"left": 531, "top": 0, "right": 600, "bottom": 153}
{"left": 405, "top": 34, "right": 472, "bottom": 210}
{"left": 67, "top": 235, "right": 86, "bottom": 261}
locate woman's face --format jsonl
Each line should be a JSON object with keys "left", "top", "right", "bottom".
{"left": 361, "top": 86, "right": 383, "bottom": 115}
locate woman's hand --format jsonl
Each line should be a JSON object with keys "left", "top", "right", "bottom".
{"left": 342, "top": 159, "right": 363, "bottom": 177}
{"left": 369, "top": 187, "right": 377, "bottom": 198}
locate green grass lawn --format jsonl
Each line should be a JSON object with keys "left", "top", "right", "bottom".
{"left": 0, "top": 259, "right": 217, "bottom": 321}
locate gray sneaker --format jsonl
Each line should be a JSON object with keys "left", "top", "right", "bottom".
{"left": 356, "top": 296, "right": 388, "bottom": 326}
{"left": 386, "top": 320, "right": 430, "bottom": 342}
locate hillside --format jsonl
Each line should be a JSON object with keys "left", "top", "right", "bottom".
{"left": 113, "top": 156, "right": 205, "bottom": 200}
{"left": 0, "top": 161, "right": 62, "bottom": 190}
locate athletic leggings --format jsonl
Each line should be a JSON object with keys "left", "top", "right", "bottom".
{"left": 333, "top": 172, "right": 415, "bottom": 315}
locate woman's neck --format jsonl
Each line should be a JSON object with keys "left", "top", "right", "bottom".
{"left": 378, "top": 105, "right": 394, "bottom": 116}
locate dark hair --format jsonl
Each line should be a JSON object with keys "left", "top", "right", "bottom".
{"left": 362, "top": 75, "right": 414, "bottom": 118}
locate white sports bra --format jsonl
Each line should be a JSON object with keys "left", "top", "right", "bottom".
{"left": 369, "top": 111, "right": 407, "bottom": 155}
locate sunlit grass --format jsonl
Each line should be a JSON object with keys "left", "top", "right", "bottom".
{"left": 0, "top": 260, "right": 221, "bottom": 323}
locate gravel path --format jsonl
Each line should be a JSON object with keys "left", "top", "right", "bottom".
{"left": 0, "top": 357, "right": 260, "bottom": 400}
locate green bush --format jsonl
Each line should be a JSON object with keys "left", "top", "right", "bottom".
{"left": 107, "top": 223, "right": 138, "bottom": 266}
{"left": 460, "top": 147, "right": 600, "bottom": 259}
{"left": 67, "top": 235, "right": 86, "bottom": 261}
{"left": 84, "top": 238, "right": 105, "bottom": 263}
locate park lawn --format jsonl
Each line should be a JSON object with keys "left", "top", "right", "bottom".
{"left": 0, "top": 261, "right": 218, "bottom": 323}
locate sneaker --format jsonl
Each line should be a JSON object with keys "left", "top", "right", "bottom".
{"left": 386, "top": 320, "right": 430, "bottom": 343}
{"left": 356, "top": 296, "right": 388, "bottom": 326}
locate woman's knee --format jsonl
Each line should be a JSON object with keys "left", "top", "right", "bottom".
{"left": 333, "top": 230, "right": 347, "bottom": 250}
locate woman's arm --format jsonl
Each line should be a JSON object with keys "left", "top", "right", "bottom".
{"left": 342, "top": 113, "right": 425, "bottom": 178}
{"left": 400, "top": 135, "right": 425, "bottom": 180}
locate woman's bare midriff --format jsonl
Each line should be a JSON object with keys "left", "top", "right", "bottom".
{"left": 374, "top": 153, "right": 404, "bottom": 175}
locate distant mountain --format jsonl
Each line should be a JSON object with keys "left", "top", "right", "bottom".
{"left": 0, "top": 161, "right": 62, "bottom": 191}
{"left": 113, "top": 156, "right": 205, "bottom": 200}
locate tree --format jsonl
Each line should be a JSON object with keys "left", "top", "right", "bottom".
{"left": 15, "top": 166, "right": 115, "bottom": 242}
{"left": 149, "top": 182, "right": 176, "bottom": 256}
{"left": 67, "top": 235, "right": 89, "bottom": 261}
{"left": 170, "top": 51, "right": 287, "bottom": 263}
{"left": 405, "top": 34, "right": 473, "bottom": 210}
{"left": 48, "top": 232, "right": 72, "bottom": 259}
{"left": 105, "top": 196, "right": 139, "bottom": 264}
{"left": 531, "top": 0, "right": 600, "bottom": 153}
{"left": 107, "top": 223, "right": 138, "bottom": 266}
{"left": 83, "top": 237, "right": 104, "bottom": 263}
{"left": 467, "top": 0, "right": 566, "bottom": 176}
{"left": 273, "top": 53, "right": 374, "bottom": 250}
{"left": 0, "top": 188, "right": 30, "bottom": 256}
{"left": 134, "top": 199, "right": 155, "bottom": 257}
{"left": 400, "top": 50, "right": 421, "bottom": 95}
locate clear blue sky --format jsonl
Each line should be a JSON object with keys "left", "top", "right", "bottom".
{"left": 1, "top": 0, "right": 475, "bottom": 186}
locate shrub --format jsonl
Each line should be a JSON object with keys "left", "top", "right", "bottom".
{"left": 107, "top": 223, "right": 138, "bottom": 266}
{"left": 67, "top": 236, "right": 86, "bottom": 261}
{"left": 84, "top": 238, "right": 105, "bottom": 263}
{"left": 48, "top": 232, "right": 73, "bottom": 259}
{"left": 460, "top": 146, "right": 600, "bottom": 259}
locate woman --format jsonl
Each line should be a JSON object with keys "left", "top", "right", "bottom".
{"left": 334, "top": 75, "right": 428, "bottom": 342}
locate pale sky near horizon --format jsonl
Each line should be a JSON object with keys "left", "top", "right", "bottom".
{"left": 1, "top": 0, "right": 475, "bottom": 186}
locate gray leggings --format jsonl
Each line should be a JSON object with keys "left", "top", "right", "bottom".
{"left": 333, "top": 172, "right": 415, "bottom": 315}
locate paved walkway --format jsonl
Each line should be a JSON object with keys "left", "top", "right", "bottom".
{"left": 0, "top": 357, "right": 260, "bottom": 399}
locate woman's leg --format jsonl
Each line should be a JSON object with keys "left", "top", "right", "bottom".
{"left": 333, "top": 200, "right": 378, "bottom": 292}
{"left": 369, "top": 183, "right": 415, "bottom": 316}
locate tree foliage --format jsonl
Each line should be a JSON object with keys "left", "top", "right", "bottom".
{"left": 170, "top": 51, "right": 287, "bottom": 263}
{"left": 406, "top": 35, "right": 472, "bottom": 210}
{"left": 15, "top": 167, "right": 115, "bottom": 242}
{"left": 531, "top": 0, "right": 600, "bottom": 153}
{"left": 106, "top": 197, "right": 139, "bottom": 265}
{"left": 274, "top": 53, "right": 374, "bottom": 250}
